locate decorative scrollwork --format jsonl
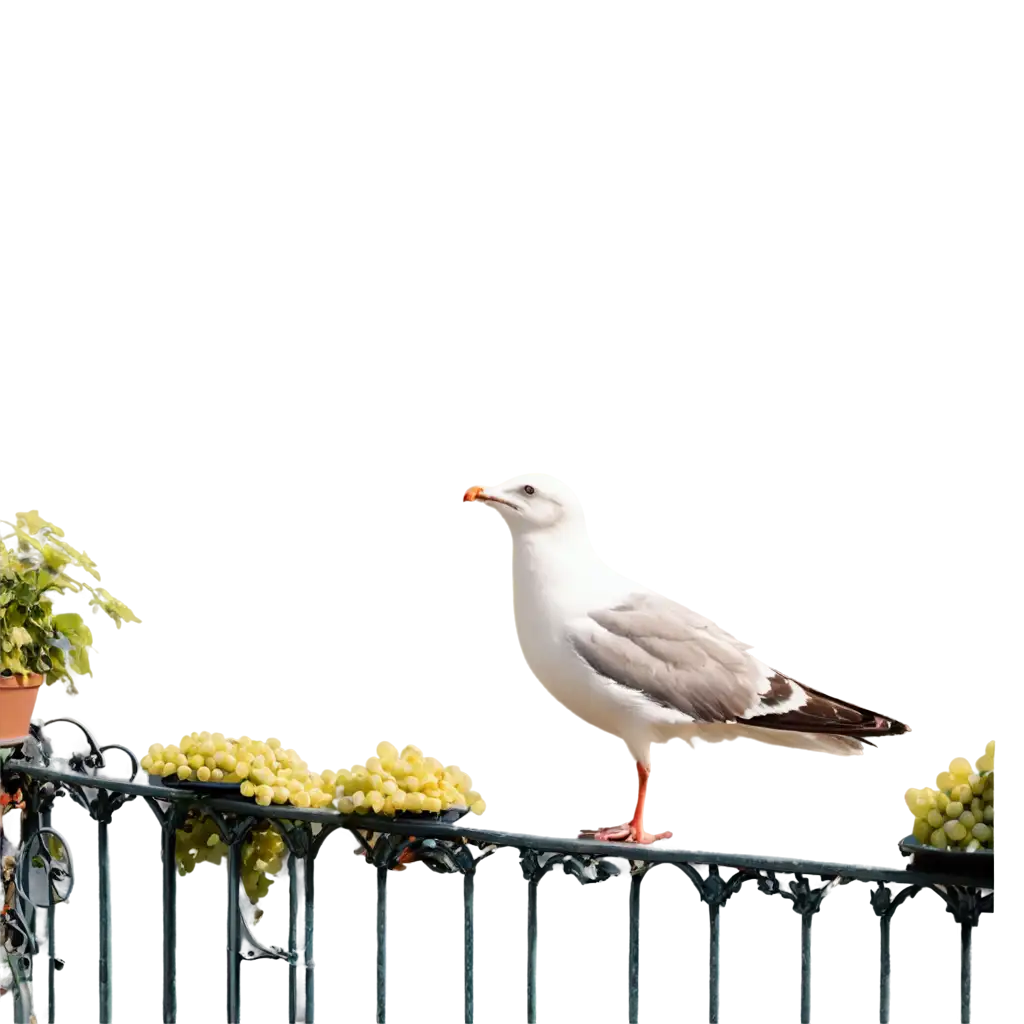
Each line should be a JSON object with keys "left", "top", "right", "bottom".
{"left": 870, "top": 881, "right": 922, "bottom": 921}
{"left": 356, "top": 823, "right": 499, "bottom": 872}
{"left": 1, "top": 753, "right": 76, "bottom": 1024}
{"left": 930, "top": 885, "right": 993, "bottom": 927}
{"left": 673, "top": 862, "right": 756, "bottom": 907}
{"left": 519, "top": 848, "right": 620, "bottom": 885}
{"left": 29, "top": 716, "right": 107, "bottom": 770}
{"left": 756, "top": 871, "right": 847, "bottom": 916}
{"left": 14, "top": 826, "right": 74, "bottom": 908}
{"left": 374, "top": 831, "right": 477, "bottom": 872}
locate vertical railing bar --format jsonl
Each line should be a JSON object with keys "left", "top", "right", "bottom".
{"left": 800, "top": 913, "right": 812, "bottom": 1024}
{"left": 226, "top": 842, "right": 242, "bottom": 1023}
{"left": 708, "top": 903, "right": 720, "bottom": 1024}
{"left": 526, "top": 878, "right": 538, "bottom": 1024}
{"left": 376, "top": 865, "right": 387, "bottom": 1024}
{"left": 960, "top": 921, "right": 972, "bottom": 1024}
{"left": 161, "top": 820, "right": 178, "bottom": 1023}
{"left": 42, "top": 806, "right": 56, "bottom": 1024}
{"left": 304, "top": 848, "right": 315, "bottom": 1023}
{"left": 628, "top": 872, "right": 642, "bottom": 1024}
{"left": 464, "top": 871, "right": 474, "bottom": 1024}
{"left": 288, "top": 855, "right": 298, "bottom": 1024}
{"left": 98, "top": 819, "right": 112, "bottom": 1023}
{"left": 878, "top": 915, "right": 890, "bottom": 1024}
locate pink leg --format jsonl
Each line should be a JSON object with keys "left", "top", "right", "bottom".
{"left": 578, "top": 762, "right": 673, "bottom": 844}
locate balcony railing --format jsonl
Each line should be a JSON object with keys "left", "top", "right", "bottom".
{"left": 0, "top": 716, "right": 995, "bottom": 1024}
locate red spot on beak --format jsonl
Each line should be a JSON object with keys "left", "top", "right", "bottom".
{"left": 464, "top": 485, "right": 484, "bottom": 502}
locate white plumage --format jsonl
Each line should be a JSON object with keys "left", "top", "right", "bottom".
{"left": 465, "top": 473, "right": 908, "bottom": 844}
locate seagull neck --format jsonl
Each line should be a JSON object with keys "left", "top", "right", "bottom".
{"left": 503, "top": 524, "right": 630, "bottom": 610}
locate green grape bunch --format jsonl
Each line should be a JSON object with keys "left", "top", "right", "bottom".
{"left": 174, "top": 811, "right": 287, "bottom": 909}
{"left": 142, "top": 732, "right": 338, "bottom": 809}
{"left": 334, "top": 742, "right": 486, "bottom": 817}
{"left": 175, "top": 811, "right": 228, "bottom": 876}
{"left": 240, "top": 822, "right": 287, "bottom": 905}
{"left": 146, "top": 734, "right": 487, "bottom": 909}
{"left": 904, "top": 740, "right": 994, "bottom": 851}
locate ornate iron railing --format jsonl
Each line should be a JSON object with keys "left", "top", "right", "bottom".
{"left": 0, "top": 721, "right": 994, "bottom": 1024}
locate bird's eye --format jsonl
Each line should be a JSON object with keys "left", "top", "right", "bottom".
{"left": 523, "top": 485, "right": 535, "bottom": 495}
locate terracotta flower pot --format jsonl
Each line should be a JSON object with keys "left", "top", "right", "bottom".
{"left": 0, "top": 673, "right": 44, "bottom": 745}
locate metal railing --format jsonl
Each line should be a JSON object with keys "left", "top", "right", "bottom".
{"left": 0, "top": 721, "right": 994, "bottom": 1024}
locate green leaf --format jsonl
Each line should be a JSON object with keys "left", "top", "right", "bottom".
{"left": 4, "top": 508, "right": 136, "bottom": 691}
{"left": 53, "top": 611, "right": 82, "bottom": 629}
{"left": 8, "top": 625, "right": 32, "bottom": 648}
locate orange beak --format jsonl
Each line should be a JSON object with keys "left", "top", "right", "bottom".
{"left": 463, "top": 485, "right": 484, "bottom": 502}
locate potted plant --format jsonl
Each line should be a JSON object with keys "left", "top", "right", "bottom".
{"left": 0, "top": 510, "right": 139, "bottom": 744}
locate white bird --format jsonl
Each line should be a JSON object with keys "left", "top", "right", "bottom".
{"left": 464, "top": 473, "right": 909, "bottom": 844}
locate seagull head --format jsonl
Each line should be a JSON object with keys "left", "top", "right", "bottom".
{"left": 463, "top": 473, "right": 585, "bottom": 535}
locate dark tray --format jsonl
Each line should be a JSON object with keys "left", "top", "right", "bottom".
{"left": 898, "top": 836, "right": 993, "bottom": 884}
{"left": 148, "top": 774, "right": 240, "bottom": 795}
{"left": 149, "top": 775, "right": 473, "bottom": 821}
{"left": 392, "top": 805, "right": 471, "bottom": 824}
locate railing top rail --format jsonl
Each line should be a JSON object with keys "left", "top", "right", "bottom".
{"left": 9, "top": 758, "right": 992, "bottom": 890}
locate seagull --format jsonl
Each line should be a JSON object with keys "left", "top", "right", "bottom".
{"left": 464, "top": 473, "right": 909, "bottom": 844}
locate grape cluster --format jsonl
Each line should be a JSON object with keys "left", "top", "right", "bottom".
{"left": 334, "top": 742, "right": 486, "bottom": 817}
{"left": 241, "top": 822, "right": 286, "bottom": 904}
{"left": 905, "top": 740, "right": 995, "bottom": 851}
{"left": 174, "top": 812, "right": 286, "bottom": 906}
{"left": 145, "top": 734, "right": 487, "bottom": 907}
{"left": 142, "top": 733, "right": 337, "bottom": 809}
{"left": 174, "top": 811, "right": 228, "bottom": 874}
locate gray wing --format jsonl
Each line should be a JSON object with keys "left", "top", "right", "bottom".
{"left": 568, "top": 592, "right": 911, "bottom": 739}
{"left": 567, "top": 592, "right": 765, "bottom": 722}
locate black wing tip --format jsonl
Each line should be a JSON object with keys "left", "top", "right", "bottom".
{"left": 757, "top": 675, "right": 912, "bottom": 739}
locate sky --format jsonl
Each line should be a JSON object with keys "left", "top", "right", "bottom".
{"left": 565, "top": 473, "right": 1024, "bottom": 671}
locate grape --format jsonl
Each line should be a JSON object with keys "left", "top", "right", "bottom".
{"left": 927, "top": 809, "right": 944, "bottom": 828}
{"left": 177, "top": 765, "right": 192, "bottom": 781}
{"left": 948, "top": 757, "right": 971, "bottom": 777}
{"left": 935, "top": 771, "right": 956, "bottom": 791}
{"left": 945, "top": 801, "right": 964, "bottom": 819}
{"left": 943, "top": 821, "right": 967, "bottom": 841}
{"left": 912, "top": 819, "right": 932, "bottom": 842}
{"left": 983, "top": 805, "right": 994, "bottom": 824}
{"left": 970, "top": 797, "right": 984, "bottom": 819}
{"left": 471, "top": 799, "right": 486, "bottom": 815}
{"left": 958, "top": 811, "right": 977, "bottom": 830}
{"left": 971, "top": 823, "right": 992, "bottom": 842}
